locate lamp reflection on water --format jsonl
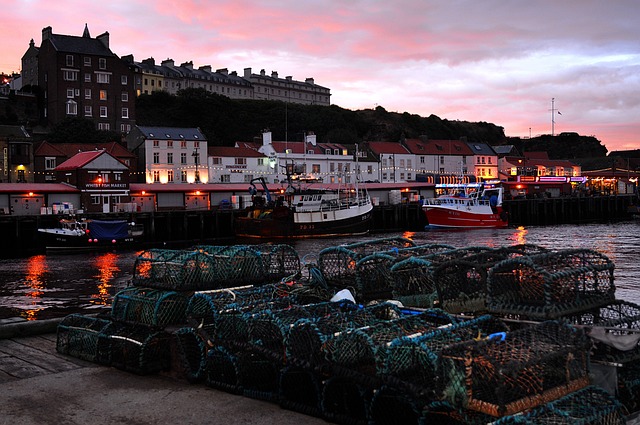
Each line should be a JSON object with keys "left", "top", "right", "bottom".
{"left": 91, "top": 252, "right": 120, "bottom": 306}
{"left": 24, "top": 255, "right": 48, "bottom": 320}
{"left": 510, "top": 226, "right": 528, "bottom": 246}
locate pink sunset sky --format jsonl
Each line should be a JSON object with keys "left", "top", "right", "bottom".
{"left": 1, "top": 0, "right": 639, "bottom": 153}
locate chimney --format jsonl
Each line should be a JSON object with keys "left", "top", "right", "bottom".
{"left": 305, "top": 132, "right": 317, "bottom": 146}
{"left": 180, "top": 61, "right": 194, "bottom": 69}
{"left": 286, "top": 76, "right": 292, "bottom": 81}
{"left": 262, "top": 130, "right": 272, "bottom": 146}
{"left": 216, "top": 68, "right": 228, "bottom": 75}
{"left": 97, "top": 31, "right": 110, "bottom": 49}
{"left": 260, "top": 69, "right": 266, "bottom": 76}
{"left": 244, "top": 67, "right": 252, "bottom": 78}
{"left": 42, "top": 26, "right": 52, "bottom": 41}
{"left": 161, "top": 58, "right": 175, "bottom": 67}
{"left": 271, "top": 71, "right": 278, "bottom": 78}
{"left": 199, "top": 65, "right": 212, "bottom": 72}
{"left": 142, "top": 57, "right": 156, "bottom": 66}
{"left": 305, "top": 77, "right": 315, "bottom": 85}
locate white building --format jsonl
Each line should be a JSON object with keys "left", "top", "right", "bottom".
{"left": 208, "top": 146, "right": 273, "bottom": 183}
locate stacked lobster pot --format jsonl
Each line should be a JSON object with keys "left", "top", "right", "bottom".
{"left": 57, "top": 244, "right": 303, "bottom": 375}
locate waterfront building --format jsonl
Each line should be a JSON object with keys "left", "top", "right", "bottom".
{"left": 208, "top": 146, "right": 273, "bottom": 184}
{"left": 54, "top": 149, "right": 131, "bottom": 213}
{"left": 0, "top": 125, "right": 33, "bottom": 183}
{"left": 33, "top": 141, "right": 136, "bottom": 183}
{"left": 34, "top": 25, "right": 137, "bottom": 133}
{"left": 126, "top": 125, "right": 208, "bottom": 185}
{"left": 466, "top": 141, "right": 499, "bottom": 180}
{"left": 366, "top": 141, "right": 413, "bottom": 183}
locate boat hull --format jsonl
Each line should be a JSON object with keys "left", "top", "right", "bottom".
{"left": 235, "top": 208, "right": 373, "bottom": 239}
{"left": 38, "top": 230, "right": 138, "bottom": 252}
{"left": 423, "top": 206, "right": 508, "bottom": 229}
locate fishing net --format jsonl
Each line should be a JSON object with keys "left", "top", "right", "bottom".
{"left": 491, "top": 385, "right": 626, "bottom": 425}
{"left": 284, "top": 302, "right": 403, "bottom": 367}
{"left": 111, "top": 287, "right": 188, "bottom": 327}
{"left": 440, "top": 320, "right": 591, "bottom": 417}
{"left": 487, "top": 249, "right": 616, "bottom": 320}
{"left": 56, "top": 314, "right": 111, "bottom": 363}
{"left": 563, "top": 300, "right": 640, "bottom": 364}
{"left": 96, "top": 320, "right": 172, "bottom": 375}
{"left": 354, "top": 253, "right": 397, "bottom": 301}
{"left": 324, "top": 309, "right": 457, "bottom": 381}
{"left": 205, "top": 345, "right": 243, "bottom": 394}
{"left": 383, "top": 315, "right": 509, "bottom": 402}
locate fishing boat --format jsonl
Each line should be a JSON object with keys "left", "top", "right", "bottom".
{"left": 423, "top": 182, "right": 508, "bottom": 228}
{"left": 37, "top": 218, "right": 143, "bottom": 251}
{"left": 235, "top": 165, "right": 373, "bottom": 239}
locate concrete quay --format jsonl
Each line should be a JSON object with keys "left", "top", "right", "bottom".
{"left": 0, "top": 325, "right": 326, "bottom": 425}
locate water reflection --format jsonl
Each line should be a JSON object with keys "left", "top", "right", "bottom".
{"left": 509, "top": 226, "right": 528, "bottom": 246}
{"left": 91, "top": 252, "right": 120, "bottom": 306}
{"left": 23, "top": 255, "right": 48, "bottom": 320}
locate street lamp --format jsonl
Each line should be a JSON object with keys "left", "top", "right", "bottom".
{"left": 192, "top": 145, "right": 200, "bottom": 183}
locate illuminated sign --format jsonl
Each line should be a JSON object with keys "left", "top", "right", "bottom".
{"left": 538, "top": 176, "right": 568, "bottom": 182}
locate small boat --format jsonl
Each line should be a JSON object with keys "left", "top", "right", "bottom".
{"left": 423, "top": 182, "right": 508, "bottom": 228}
{"left": 38, "top": 218, "right": 143, "bottom": 251}
{"left": 235, "top": 166, "right": 373, "bottom": 239}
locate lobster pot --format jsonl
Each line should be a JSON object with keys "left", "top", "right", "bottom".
{"left": 210, "top": 245, "right": 268, "bottom": 286}
{"left": 383, "top": 315, "right": 509, "bottom": 401}
{"left": 491, "top": 386, "right": 626, "bottom": 425}
{"left": 617, "top": 362, "right": 640, "bottom": 415}
{"left": 279, "top": 366, "right": 324, "bottom": 418}
{"left": 563, "top": 300, "right": 640, "bottom": 364}
{"left": 394, "top": 243, "right": 456, "bottom": 259}
{"left": 111, "top": 287, "right": 188, "bottom": 327}
{"left": 369, "top": 386, "right": 423, "bottom": 425}
{"left": 354, "top": 253, "right": 397, "bottom": 302}
{"left": 246, "top": 301, "right": 360, "bottom": 362}
{"left": 205, "top": 345, "right": 243, "bottom": 394}
{"left": 174, "top": 327, "right": 207, "bottom": 383}
{"left": 186, "top": 284, "right": 293, "bottom": 327}
{"left": 253, "top": 243, "right": 301, "bottom": 281}
{"left": 132, "top": 249, "right": 221, "bottom": 290}
{"left": 421, "top": 246, "right": 497, "bottom": 267}
{"left": 432, "top": 251, "right": 512, "bottom": 314}
{"left": 56, "top": 314, "right": 111, "bottom": 363}
{"left": 325, "top": 310, "right": 457, "bottom": 380}
{"left": 239, "top": 347, "right": 283, "bottom": 402}
{"left": 390, "top": 257, "right": 439, "bottom": 308}
{"left": 487, "top": 249, "right": 616, "bottom": 320}
{"left": 97, "top": 321, "right": 172, "bottom": 375}
{"left": 285, "top": 303, "right": 403, "bottom": 367}
{"left": 440, "top": 320, "right": 591, "bottom": 417}
{"left": 318, "top": 238, "right": 415, "bottom": 290}
{"left": 321, "top": 376, "right": 373, "bottom": 425}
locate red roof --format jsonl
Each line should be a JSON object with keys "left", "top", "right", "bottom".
{"left": 0, "top": 183, "right": 80, "bottom": 193}
{"left": 209, "top": 146, "right": 266, "bottom": 157}
{"left": 55, "top": 150, "right": 107, "bottom": 171}
{"left": 34, "top": 141, "right": 135, "bottom": 159}
{"left": 403, "top": 139, "right": 474, "bottom": 156}
{"left": 367, "top": 141, "right": 411, "bottom": 155}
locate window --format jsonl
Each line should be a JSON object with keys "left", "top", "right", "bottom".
{"left": 325, "top": 149, "right": 331, "bottom": 155}
{"left": 167, "top": 140, "right": 173, "bottom": 148}
{"left": 194, "top": 141, "right": 200, "bottom": 148}
{"left": 440, "top": 156, "right": 444, "bottom": 164}
{"left": 66, "top": 55, "right": 74, "bottom": 66}
{"left": 334, "top": 149, "right": 339, "bottom": 155}
{"left": 91, "top": 196, "right": 100, "bottom": 205}
{"left": 121, "top": 75, "right": 128, "bottom": 85}
{"left": 66, "top": 100, "right": 77, "bottom": 115}
{"left": 114, "top": 173, "right": 122, "bottom": 181}
{"left": 400, "top": 159, "right": 405, "bottom": 168}
{"left": 120, "top": 124, "right": 131, "bottom": 133}
{"left": 85, "top": 89, "right": 91, "bottom": 99}
{"left": 257, "top": 158, "right": 265, "bottom": 166}
{"left": 167, "top": 170, "right": 174, "bottom": 182}
{"left": 99, "top": 58, "right": 106, "bottom": 69}
{"left": 98, "top": 123, "right": 110, "bottom": 130}
{"left": 99, "top": 106, "right": 107, "bottom": 117}
{"left": 153, "top": 140, "right": 159, "bottom": 147}
{"left": 477, "top": 157, "right": 481, "bottom": 164}
{"left": 420, "top": 156, "right": 425, "bottom": 164}
{"left": 488, "top": 157, "right": 492, "bottom": 164}
{"left": 84, "top": 106, "right": 92, "bottom": 117}
{"left": 84, "top": 74, "right": 91, "bottom": 82}
{"left": 153, "top": 152, "right": 160, "bottom": 164}
{"left": 367, "top": 165, "right": 373, "bottom": 174}
{"left": 407, "top": 160, "right": 412, "bottom": 169}
{"left": 96, "top": 72, "right": 110, "bottom": 84}
{"left": 481, "top": 157, "right": 486, "bottom": 164}
{"left": 181, "top": 140, "right": 187, "bottom": 148}
{"left": 45, "top": 157, "right": 56, "bottom": 170}
{"left": 330, "top": 163, "right": 335, "bottom": 172}
{"left": 121, "top": 92, "right": 129, "bottom": 102}
{"left": 167, "top": 152, "right": 173, "bottom": 164}
{"left": 66, "top": 89, "right": 74, "bottom": 98}
{"left": 220, "top": 175, "right": 230, "bottom": 183}
{"left": 212, "top": 157, "right": 221, "bottom": 165}
{"left": 153, "top": 170, "right": 160, "bottom": 182}
{"left": 181, "top": 153, "right": 187, "bottom": 164}
{"left": 63, "top": 70, "right": 78, "bottom": 81}
{"left": 244, "top": 175, "right": 254, "bottom": 183}
{"left": 235, "top": 158, "right": 247, "bottom": 165}
{"left": 181, "top": 170, "right": 187, "bottom": 182}
{"left": 84, "top": 57, "right": 91, "bottom": 66}
{"left": 121, "top": 108, "right": 129, "bottom": 119}
{"left": 99, "top": 90, "right": 107, "bottom": 100}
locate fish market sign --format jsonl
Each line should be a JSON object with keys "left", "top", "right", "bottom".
{"left": 85, "top": 183, "right": 128, "bottom": 189}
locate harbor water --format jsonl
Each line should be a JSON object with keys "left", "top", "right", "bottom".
{"left": 0, "top": 221, "right": 638, "bottom": 321}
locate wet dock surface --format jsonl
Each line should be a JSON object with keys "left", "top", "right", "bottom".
{"left": 0, "top": 332, "right": 326, "bottom": 425}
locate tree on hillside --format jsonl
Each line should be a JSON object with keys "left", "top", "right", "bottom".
{"left": 47, "top": 117, "right": 120, "bottom": 144}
